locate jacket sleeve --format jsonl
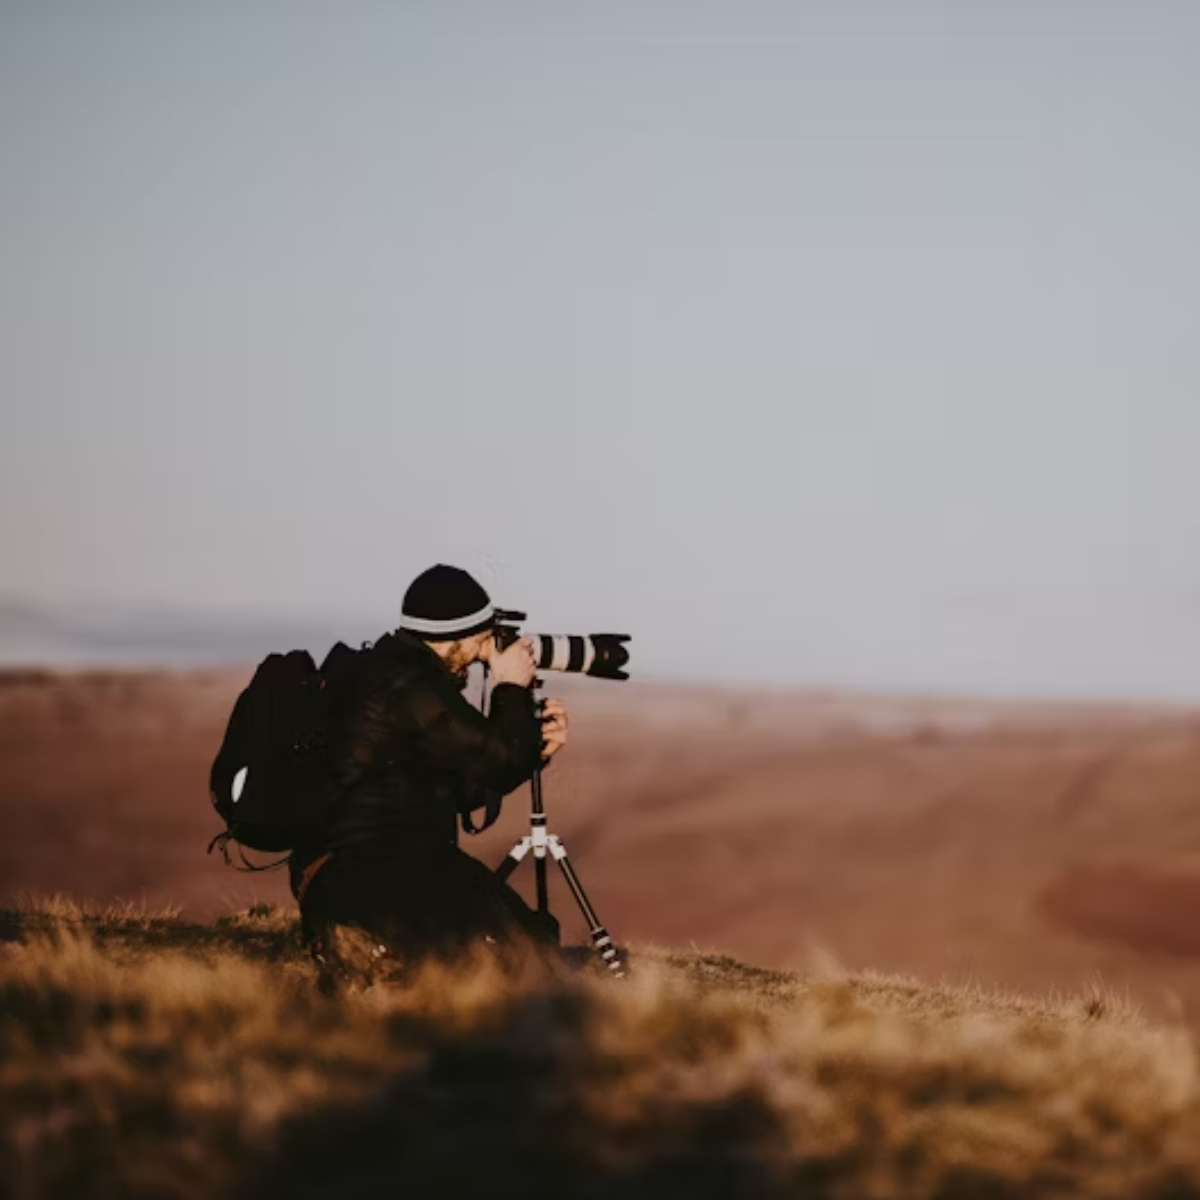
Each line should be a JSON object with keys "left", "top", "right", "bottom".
{"left": 407, "top": 673, "right": 545, "bottom": 801}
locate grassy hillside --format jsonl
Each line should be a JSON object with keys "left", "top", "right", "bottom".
{"left": 3, "top": 897, "right": 1200, "bottom": 1198}
{"left": 9, "top": 667, "right": 1200, "bottom": 1020}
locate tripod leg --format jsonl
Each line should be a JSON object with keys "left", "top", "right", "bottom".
{"left": 532, "top": 813, "right": 550, "bottom": 915}
{"left": 548, "top": 838, "right": 626, "bottom": 978}
{"left": 494, "top": 837, "right": 532, "bottom": 883}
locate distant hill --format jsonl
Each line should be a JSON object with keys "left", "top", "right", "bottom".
{"left": 0, "top": 596, "right": 377, "bottom": 668}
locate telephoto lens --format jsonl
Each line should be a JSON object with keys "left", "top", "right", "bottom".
{"left": 528, "top": 634, "right": 630, "bottom": 681}
{"left": 491, "top": 611, "right": 631, "bottom": 680}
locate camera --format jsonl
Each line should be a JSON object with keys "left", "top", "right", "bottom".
{"left": 492, "top": 609, "right": 631, "bottom": 681}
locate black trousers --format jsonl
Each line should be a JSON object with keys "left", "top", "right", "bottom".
{"left": 299, "top": 845, "right": 560, "bottom": 964}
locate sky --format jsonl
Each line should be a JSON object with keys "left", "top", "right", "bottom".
{"left": 2, "top": 1, "right": 1200, "bottom": 698}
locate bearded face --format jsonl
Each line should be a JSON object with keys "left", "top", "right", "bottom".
{"left": 437, "top": 632, "right": 493, "bottom": 689}
{"left": 441, "top": 642, "right": 475, "bottom": 688}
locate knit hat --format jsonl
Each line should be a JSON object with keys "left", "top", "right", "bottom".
{"left": 399, "top": 564, "right": 495, "bottom": 641}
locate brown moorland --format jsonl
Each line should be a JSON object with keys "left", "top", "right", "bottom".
{"left": 3, "top": 667, "right": 1200, "bottom": 1017}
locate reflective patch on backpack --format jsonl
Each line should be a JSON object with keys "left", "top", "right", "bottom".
{"left": 232, "top": 766, "right": 249, "bottom": 804}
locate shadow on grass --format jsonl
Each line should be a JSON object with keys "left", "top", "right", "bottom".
{"left": 239, "top": 987, "right": 794, "bottom": 1200}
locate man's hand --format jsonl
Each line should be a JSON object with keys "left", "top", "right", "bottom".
{"left": 540, "top": 697, "right": 569, "bottom": 760}
{"left": 488, "top": 637, "right": 537, "bottom": 688}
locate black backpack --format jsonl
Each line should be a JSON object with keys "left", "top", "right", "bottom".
{"left": 207, "top": 641, "right": 362, "bottom": 868}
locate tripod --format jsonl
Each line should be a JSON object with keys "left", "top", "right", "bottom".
{"left": 493, "top": 679, "right": 626, "bottom": 978}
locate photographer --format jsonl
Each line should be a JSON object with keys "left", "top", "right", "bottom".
{"left": 295, "top": 565, "right": 569, "bottom": 984}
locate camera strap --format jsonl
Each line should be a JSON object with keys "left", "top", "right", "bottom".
{"left": 461, "top": 791, "right": 502, "bottom": 836}
{"left": 462, "top": 663, "right": 503, "bottom": 835}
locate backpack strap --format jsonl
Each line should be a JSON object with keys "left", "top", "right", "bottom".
{"left": 206, "top": 831, "right": 290, "bottom": 873}
{"left": 294, "top": 851, "right": 333, "bottom": 906}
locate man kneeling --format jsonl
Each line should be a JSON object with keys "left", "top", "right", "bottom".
{"left": 296, "top": 564, "right": 568, "bottom": 988}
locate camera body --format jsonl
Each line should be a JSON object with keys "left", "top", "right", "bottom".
{"left": 493, "top": 609, "right": 631, "bottom": 681}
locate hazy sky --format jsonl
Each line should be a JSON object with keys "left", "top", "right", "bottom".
{"left": 3, "top": 2, "right": 1200, "bottom": 698}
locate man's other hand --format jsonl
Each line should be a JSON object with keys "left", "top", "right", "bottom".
{"left": 489, "top": 637, "right": 537, "bottom": 688}
{"left": 540, "top": 698, "right": 569, "bottom": 760}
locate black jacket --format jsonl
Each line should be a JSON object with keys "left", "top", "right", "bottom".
{"left": 318, "top": 629, "right": 544, "bottom": 863}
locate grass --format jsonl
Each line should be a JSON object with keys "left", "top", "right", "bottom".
{"left": 3, "top": 894, "right": 1200, "bottom": 1199}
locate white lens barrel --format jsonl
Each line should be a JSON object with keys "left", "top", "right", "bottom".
{"left": 532, "top": 635, "right": 596, "bottom": 675}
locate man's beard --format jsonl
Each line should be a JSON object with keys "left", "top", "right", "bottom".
{"left": 442, "top": 646, "right": 473, "bottom": 688}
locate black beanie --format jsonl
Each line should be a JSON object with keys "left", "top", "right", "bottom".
{"left": 399, "top": 564, "right": 495, "bottom": 641}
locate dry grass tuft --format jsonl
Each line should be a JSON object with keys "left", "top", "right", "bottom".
{"left": 3, "top": 893, "right": 1200, "bottom": 1198}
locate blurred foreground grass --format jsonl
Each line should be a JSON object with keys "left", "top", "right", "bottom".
{"left": 3, "top": 893, "right": 1200, "bottom": 1199}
